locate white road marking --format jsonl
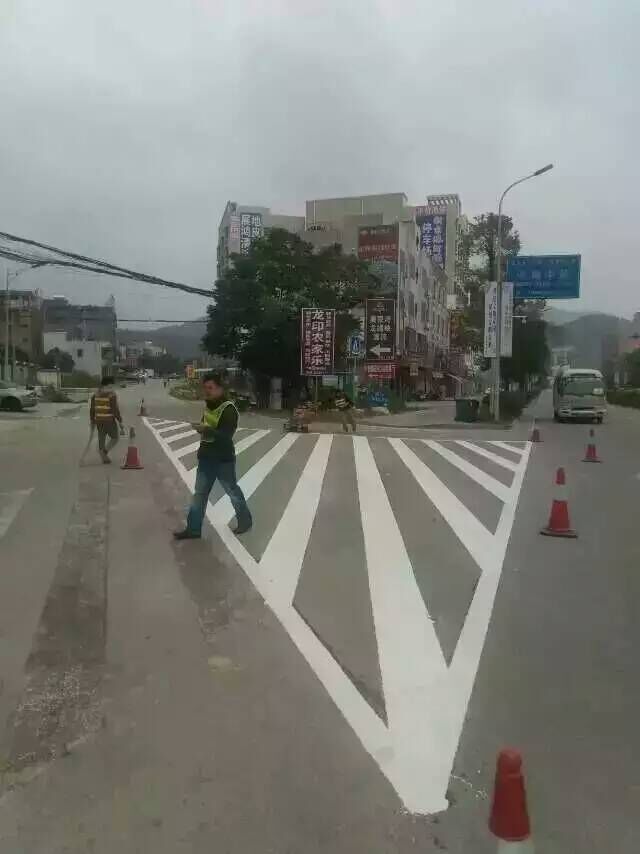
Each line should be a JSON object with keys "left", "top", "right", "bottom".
{"left": 146, "top": 419, "right": 177, "bottom": 429}
{"left": 155, "top": 421, "right": 191, "bottom": 435}
{"left": 0, "top": 489, "right": 33, "bottom": 541}
{"left": 354, "top": 437, "right": 449, "bottom": 812}
{"left": 143, "top": 419, "right": 531, "bottom": 815}
{"left": 209, "top": 433, "right": 299, "bottom": 525}
{"left": 262, "top": 435, "right": 332, "bottom": 606}
{"left": 174, "top": 440, "right": 201, "bottom": 459}
{"left": 488, "top": 440, "right": 526, "bottom": 457}
{"left": 391, "top": 439, "right": 495, "bottom": 573}
{"left": 424, "top": 440, "right": 511, "bottom": 502}
{"left": 454, "top": 440, "right": 519, "bottom": 472}
{"left": 163, "top": 428, "right": 197, "bottom": 444}
{"left": 233, "top": 429, "right": 271, "bottom": 456}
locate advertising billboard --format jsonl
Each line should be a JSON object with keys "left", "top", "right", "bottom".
{"left": 357, "top": 224, "right": 399, "bottom": 262}
{"left": 416, "top": 213, "right": 447, "bottom": 269}
{"left": 300, "top": 308, "right": 336, "bottom": 376}
{"left": 239, "top": 212, "right": 264, "bottom": 255}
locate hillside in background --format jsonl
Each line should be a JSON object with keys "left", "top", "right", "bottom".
{"left": 547, "top": 313, "right": 633, "bottom": 369}
{"left": 117, "top": 320, "right": 207, "bottom": 361}
{"left": 545, "top": 307, "right": 593, "bottom": 325}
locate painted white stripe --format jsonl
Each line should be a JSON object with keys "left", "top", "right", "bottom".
{"left": 164, "top": 428, "right": 198, "bottom": 444}
{"left": 390, "top": 439, "right": 495, "bottom": 573}
{"left": 424, "top": 440, "right": 510, "bottom": 502}
{"left": 148, "top": 419, "right": 178, "bottom": 429}
{"left": 488, "top": 440, "right": 526, "bottom": 457}
{"left": 262, "top": 435, "right": 332, "bottom": 606}
{"left": 209, "top": 433, "right": 299, "bottom": 524}
{"left": 454, "top": 440, "right": 519, "bottom": 472}
{"left": 155, "top": 421, "right": 191, "bottom": 435}
{"left": 173, "top": 440, "right": 201, "bottom": 460}
{"left": 0, "top": 489, "right": 33, "bottom": 540}
{"left": 353, "top": 437, "right": 448, "bottom": 806}
{"left": 233, "top": 429, "right": 270, "bottom": 455}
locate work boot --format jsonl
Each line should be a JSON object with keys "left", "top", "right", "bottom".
{"left": 233, "top": 516, "right": 253, "bottom": 536}
{"left": 173, "top": 529, "right": 201, "bottom": 540}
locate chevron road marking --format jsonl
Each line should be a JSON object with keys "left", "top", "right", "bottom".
{"left": 143, "top": 418, "right": 531, "bottom": 814}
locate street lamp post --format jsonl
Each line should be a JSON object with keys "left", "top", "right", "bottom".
{"left": 491, "top": 164, "right": 554, "bottom": 421}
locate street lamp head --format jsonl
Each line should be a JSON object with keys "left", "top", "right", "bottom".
{"left": 534, "top": 163, "right": 554, "bottom": 176}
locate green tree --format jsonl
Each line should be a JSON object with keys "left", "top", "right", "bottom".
{"left": 39, "top": 348, "right": 75, "bottom": 372}
{"left": 203, "top": 229, "right": 377, "bottom": 401}
{"left": 624, "top": 348, "right": 640, "bottom": 386}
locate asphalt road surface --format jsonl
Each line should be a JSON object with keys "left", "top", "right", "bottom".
{"left": 0, "top": 381, "right": 638, "bottom": 853}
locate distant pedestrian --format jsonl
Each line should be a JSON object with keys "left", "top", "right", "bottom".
{"left": 174, "top": 372, "right": 252, "bottom": 540}
{"left": 335, "top": 390, "right": 356, "bottom": 433}
{"left": 90, "top": 377, "right": 125, "bottom": 464}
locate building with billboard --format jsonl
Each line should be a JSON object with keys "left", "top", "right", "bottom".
{"left": 217, "top": 201, "right": 305, "bottom": 277}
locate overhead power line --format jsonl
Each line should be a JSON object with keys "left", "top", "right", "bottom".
{"left": 0, "top": 230, "right": 214, "bottom": 299}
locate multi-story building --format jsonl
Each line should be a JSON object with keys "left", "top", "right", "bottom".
{"left": 0, "top": 289, "right": 44, "bottom": 373}
{"left": 217, "top": 202, "right": 305, "bottom": 277}
{"left": 42, "top": 297, "right": 117, "bottom": 349}
{"left": 216, "top": 191, "right": 468, "bottom": 393}
{"left": 43, "top": 331, "right": 114, "bottom": 379}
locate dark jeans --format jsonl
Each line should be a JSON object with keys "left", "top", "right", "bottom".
{"left": 186, "top": 457, "right": 251, "bottom": 534}
{"left": 97, "top": 422, "right": 119, "bottom": 457}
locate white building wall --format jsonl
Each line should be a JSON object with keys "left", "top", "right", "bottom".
{"left": 43, "top": 332, "right": 109, "bottom": 378}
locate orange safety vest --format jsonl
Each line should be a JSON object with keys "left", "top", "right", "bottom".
{"left": 93, "top": 393, "right": 115, "bottom": 421}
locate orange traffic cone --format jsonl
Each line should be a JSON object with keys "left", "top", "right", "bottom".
{"left": 139, "top": 399, "right": 147, "bottom": 417}
{"left": 583, "top": 428, "right": 601, "bottom": 463}
{"left": 540, "top": 467, "right": 576, "bottom": 538}
{"left": 489, "top": 750, "right": 534, "bottom": 852}
{"left": 121, "top": 427, "right": 144, "bottom": 470}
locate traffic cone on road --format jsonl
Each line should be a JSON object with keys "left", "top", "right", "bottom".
{"left": 540, "top": 467, "right": 576, "bottom": 538}
{"left": 489, "top": 750, "right": 534, "bottom": 852}
{"left": 138, "top": 398, "right": 147, "bottom": 417}
{"left": 583, "top": 428, "right": 601, "bottom": 463}
{"left": 121, "top": 427, "right": 144, "bottom": 470}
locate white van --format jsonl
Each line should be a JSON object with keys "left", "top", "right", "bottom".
{"left": 553, "top": 368, "right": 606, "bottom": 423}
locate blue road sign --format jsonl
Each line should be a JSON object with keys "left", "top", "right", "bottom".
{"left": 349, "top": 335, "right": 363, "bottom": 357}
{"left": 507, "top": 254, "right": 581, "bottom": 300}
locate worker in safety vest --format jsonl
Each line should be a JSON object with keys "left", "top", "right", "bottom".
{"left": 174, "top": 372, "right": 252, "bottom": 540}
{"left": 335, "top": 390, "right": 356, "bottom": 433}
{"left": 89, "top": 376, "right": 125, "bottom": 463}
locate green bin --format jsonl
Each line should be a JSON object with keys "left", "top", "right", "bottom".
{"left": 455, "top": 396, "right": 480, "bottom": 423}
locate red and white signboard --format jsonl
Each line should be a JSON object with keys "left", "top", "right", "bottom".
{"left": 365, "top": 362, "right": 397, "bottom": 381}
{"left": 300, "top": 308, "right": 336, "bottom": 376}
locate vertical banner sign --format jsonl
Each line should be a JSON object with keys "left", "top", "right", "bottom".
{"left": 300, "top": 308, "right": 335, "bottom": 376}
{"left": 416, "top": 213, "right": 447, "bottom": 269}
{"left": 239, "top": 212, "right": 263, "bottom": 255}
{"left": 229, "top": 215, "right": 241, "bottom": 253}
{"left": 484, "top": 283, "right": 514, "bottom": 357}
{"left": 365, "top": 298, "right": 396, "bottom": 361}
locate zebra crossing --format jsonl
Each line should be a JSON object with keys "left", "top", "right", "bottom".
{"left": 144, "top": 416, "right": 531, "bottom": 814}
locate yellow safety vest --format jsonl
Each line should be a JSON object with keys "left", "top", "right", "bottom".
{"left": 94, "top": 394, "right": 115, "bottom": 421}
{"left": 200, "top": 399, "right": 238, "bottom": 441}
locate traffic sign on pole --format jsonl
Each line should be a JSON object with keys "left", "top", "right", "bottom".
{"left": 507, "top": 254, "right": 581, "bottom": 300}
{"left": 365, "top": 298, "right": 396, "bottom": 362}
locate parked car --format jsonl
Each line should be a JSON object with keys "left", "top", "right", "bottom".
{"left": 0, "top": 381, "right": 39, "bottom": 411}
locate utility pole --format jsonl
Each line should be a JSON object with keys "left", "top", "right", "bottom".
{"left": 491, "top": 164, "right": 554, "bottom": 421}
{"left": 3, "top": 269, "right": 9, "bottom": 381}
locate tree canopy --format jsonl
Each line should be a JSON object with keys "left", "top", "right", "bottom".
{"left": 203, "top": 228, "right": 378, "bottom": 387}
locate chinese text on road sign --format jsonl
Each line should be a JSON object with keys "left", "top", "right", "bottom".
{"left": 365, "top": 299, "right": 396, "bottom": 361}
{"left": 507, "top": 254, "right": 581, "bottom": 299}
{"left": 300, "top": 308, "right": 336, "bottom": 376}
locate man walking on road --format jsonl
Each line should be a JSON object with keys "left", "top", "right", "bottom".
{"left": 174, "top": 372, "right": 252, "bottom": 540}
{"left": 335, "top": 390, "right": 356, "bottom": 433}
{"left": 89, "top": 376, "right": 125, "bottom": 464}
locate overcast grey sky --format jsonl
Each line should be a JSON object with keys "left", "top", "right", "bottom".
{"left": 1, "top": 0, "right": 638, "bottom": 325}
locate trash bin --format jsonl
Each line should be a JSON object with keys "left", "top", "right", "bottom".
{"left": 455, "top": 396, "right": 480, "bottom": 423}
